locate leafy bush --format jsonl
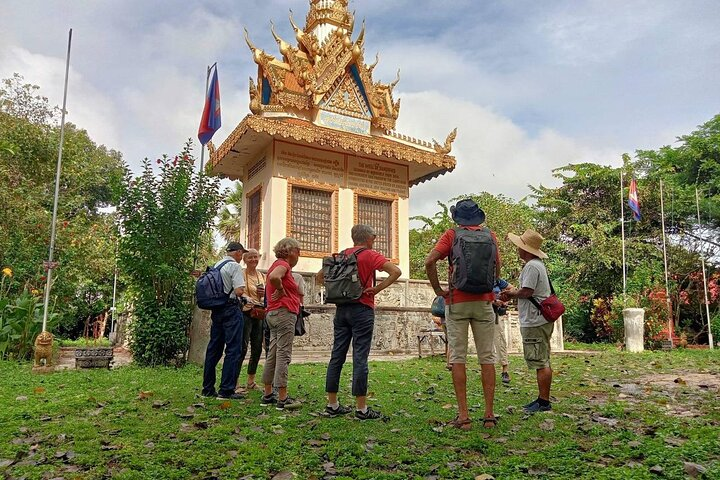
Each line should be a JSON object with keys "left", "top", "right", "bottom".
{"left": 117, "top": 143, "right": 222, "bottom": 366}
{"left": 0, "top": 271, "right": 58, "bottom": 359}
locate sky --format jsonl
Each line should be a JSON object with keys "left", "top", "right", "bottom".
{"left": 2, "top": 0, "right": 719, "bottom": 219}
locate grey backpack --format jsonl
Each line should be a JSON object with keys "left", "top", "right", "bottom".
{"left": 450, "top": 227, "right": 496, "bottom": 294}
{"left": 322, "top": 248, "right": 367, "bottom": 304}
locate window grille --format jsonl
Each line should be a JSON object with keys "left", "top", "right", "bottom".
{"left": 357, "top": 196, "right": 393, "bottom": 258}
{"left": 248, "top": 156, "right": 266, "bottom": 181}
{"left": 290, "top": 187, "right": 333, "bottom": 253}
{"left": 247, "top": 190, "right": 261, "bottom": 249}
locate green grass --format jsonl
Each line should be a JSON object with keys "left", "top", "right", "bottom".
{"left": 1, "top": 350, "right": 719, "bottom": 479}
{"left": 57, "top": 338, "right": 113, "bottom": 348}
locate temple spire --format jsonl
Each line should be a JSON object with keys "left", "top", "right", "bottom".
{"left": 306, "top": 0, "right": 353, "bottom": 45}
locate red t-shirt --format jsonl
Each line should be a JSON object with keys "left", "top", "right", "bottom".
{"left": 266, "top": 259, "right": 301, "bottom": 314}
{"left": 343, "top": 247, "right": 389, "bottom": 309}
{"left": 432, "top": 226, "right": 500, "bottom": 305}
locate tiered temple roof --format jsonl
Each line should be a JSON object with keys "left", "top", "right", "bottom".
{"left": 209, "top": 0, "right": 456, "bottom": 186}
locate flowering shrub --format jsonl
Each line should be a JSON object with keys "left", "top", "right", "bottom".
{"left": 117, "top": 143, "right": 222, "bottom": 366}
{"left": 590, "top": 297, "right": 615, "bottom": 341}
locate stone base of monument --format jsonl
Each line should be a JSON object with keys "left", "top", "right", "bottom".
{"left": 74, "top": 347, "right": 114, "bottom": 369}
{"left": 623, "top": 308, "right": 645, "bottom": 353}
{"left": 188, "top": 303, "right": 565, "bottom": 365}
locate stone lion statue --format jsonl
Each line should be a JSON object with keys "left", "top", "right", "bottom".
{"left": 34, "top": 331, "right": 54, "bottom": 367}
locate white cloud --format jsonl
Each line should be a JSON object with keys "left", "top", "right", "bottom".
{"left": 0, "top": 45, "right": 120, "bottom": 149}
{"left": 397, "top": 91, "right": 622, "bottom": 218}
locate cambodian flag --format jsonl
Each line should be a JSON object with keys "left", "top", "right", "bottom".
{"left": 198, "top": 66, "right": 221, "bottom": 145}
{"left": 628, "top": 178, "right": 641, "bottom": 221}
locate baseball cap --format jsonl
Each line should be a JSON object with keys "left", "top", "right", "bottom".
{"left": 226, "top": 242, "right": 248, "bottom": 253}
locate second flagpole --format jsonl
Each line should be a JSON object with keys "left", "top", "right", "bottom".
{"left": 620, "top": 170, "right": 627, "bottom": 298}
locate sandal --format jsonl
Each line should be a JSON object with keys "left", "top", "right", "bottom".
{"left": 246, "top": 382, "right": 260, "bottom": 391}
{"left": 447, "top": 416, "right": 472, "bottom": 431}
{"left": 482, "top": 416, "right": 498, "bottom": 429}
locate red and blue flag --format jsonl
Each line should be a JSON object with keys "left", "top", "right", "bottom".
{"left": 628, "top": 178, "right": 641, "bottom": 221}
{"left": 198, "top": 66, "right": 221, "bottom": 145}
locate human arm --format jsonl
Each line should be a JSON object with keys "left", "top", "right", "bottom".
{"left": 365, "top": 261, "right": 401, "bottom": 296}
{"left": 269, "top": 264, "right": 288, "bottom": 301}
{"left": 499, "top": 287, "right": 534, "bottom": 302}
{"left": 424, "top": 249, "right": 449, "bottom": 297}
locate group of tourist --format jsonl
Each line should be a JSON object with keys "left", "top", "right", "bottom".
{"left": 201, "top": 198, "right": 555, "bottom": 429}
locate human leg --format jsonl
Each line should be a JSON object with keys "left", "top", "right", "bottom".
{"left": 445, "top": 302, "right": 471, "bottom": 425}
{"left": 246, "top": 316, "right": 263, "bottom": 386}
{"left": 469, "top": 301, "right": 497, "bottom": 424}
{"left": 202, "top": 310, "right": 226, "bottom": 396}
{"left": 325, "top": 306, "right": 353, "bottom": 404}
{"left": 218, "top": 308, "right": 244, "bottom": 397}
{"left": 349, "top": 305, "right": 375, "bottom": 410}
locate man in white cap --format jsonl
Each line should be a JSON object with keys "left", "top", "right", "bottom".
{"left": 500, "top": 229, "right": 553, "bottom": 413}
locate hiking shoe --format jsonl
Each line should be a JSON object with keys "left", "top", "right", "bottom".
{"left": 355, "top": 407, "right": 383, "bottom": 420}
{"left": 259, "top": 393, "right": 277, "bottom": 406}
{"left": 325, "top": 404, "right": 353, "bottom": 417}
{"left": 501, "top": 372, "right": 511, "bottom": 384}
{"left": 524, "top": 401, "right": 551, "bottom": 413}
{"left": 276, "top": 396, "right": 302, "bottom": 411}
{"left": 217, "top": 392, "right": 245, "bottom": 400}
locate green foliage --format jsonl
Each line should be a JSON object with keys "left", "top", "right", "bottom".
{"left": 409, "top": 192, "right": 535, "bottom": 281}
{"left": 217, "top": 182, "right": 243, "bottom": 244}
{"left": 0, "top": 74, "right": 123, "bottom": 339}
{"left": 58, "top": 337, "right": 111, "bottom": 347}
{"left": 0, "top": 277, "right": 58, "bottom": 360}
{"left": 117, "top": 144, "right": 222, "bottom": 366}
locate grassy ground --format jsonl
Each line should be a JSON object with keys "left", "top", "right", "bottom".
{"left": 1, "top": 350, "right": 719, "bottom": 479}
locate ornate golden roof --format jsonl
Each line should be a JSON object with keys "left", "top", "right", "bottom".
{"left": 209, "top": 115, "right": 456, "bottom": 186}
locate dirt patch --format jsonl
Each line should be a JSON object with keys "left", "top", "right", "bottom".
{"left": 637, "top": 373, "right": 720, "bottom": 391}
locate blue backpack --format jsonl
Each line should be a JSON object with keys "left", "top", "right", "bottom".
{"left": 195, "top": 260, "right": 233, "bottom": 310}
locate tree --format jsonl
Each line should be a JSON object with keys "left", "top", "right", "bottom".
{"left": 217, "top": 182, "right": 243, "bottom": 243}
{"left": 117, "top": 144, "right": 222, "bottom": 366}
{"left": 0, "top": 74, "right": 124, "bottom": 338}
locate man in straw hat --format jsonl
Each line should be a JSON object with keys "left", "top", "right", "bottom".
{"left": 500, "top": 229, "right": 554, "bottom": 413}
{"left": 425, "top": 199, "right": 501, "bottom": 430}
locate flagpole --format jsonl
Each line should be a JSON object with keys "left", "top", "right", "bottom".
{"left": 695, "top": 187, "right": 714, "bottom": 349}
{"left": 192, "top": 63, "right": 214, "bottom": 273}
{"left": 620, "top": 170, "right": 627, "bottom": 298}
{"left": 41, "top": 28, "right": 72, "bottom": 333}
{"left": 659, "top": 180, "right": 673, "bottom": 346}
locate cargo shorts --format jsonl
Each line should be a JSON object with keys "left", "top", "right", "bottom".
{"left": 445, "top": 300, "right": 496, "bottom": 365}
{"left": 520, "top": 322, "right": 554, "bottom": 370}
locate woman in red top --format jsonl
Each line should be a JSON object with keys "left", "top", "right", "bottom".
{"left": 260, "top": 237, "right": 302, "bottom": 410}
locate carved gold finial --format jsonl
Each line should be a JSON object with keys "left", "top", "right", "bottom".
{"left": 270, "top": 21, "right": 292, "bottom": 57}
{"left": 432, "top": 128, "right": 457, "bottom": 154}
{"left": 356, "top": 19, "right": 365, "bottom": 47}
{"left": 368, "top": 53, "right": 379, "bottom": 74}
{"left": 249, "top": 77, "right": 261, "bottom": 114}
{"left": 207, "top": 141, "right": 216, "bottom": 156}
{"left": 390, "top": 69, "right": 401, "bottom": 89}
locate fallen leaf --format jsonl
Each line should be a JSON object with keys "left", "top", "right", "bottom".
{"left": 441, "top": 403, "right": 453, "bottom": 409}
{"left": 320, "top": 433, "right": 331, "bottom": 441}
{"left": 475, "top": 475, "right": 495, "bottom": 480}
{"left": 307, "top": 439, "right": 323, "bottom": 447}
{"left": 152, "top": 400, "right": 169, "bottom": 409}
{"left": 34, "top": 387, "right": 46, "bottom": 394}
{"left": 219, "top": 401, "right": 232, "bottom": 410}
{"left": 673, "top": 377, "right": 686, "bottom": 385}
{"left": 539, "top": 419, "right": 555, "bottom": 431}
{"left": 194, "top": 421, "right": 209, "bottom": 430}
{"left": 683, "top": 462, "right": 707, "bottom": 477}
{"left": 649, "top": 465, "right": 663, "bottom": 475}
{"left": 137, "top": 391, "right": 154, "bottom": 400}
{"left": 322, "top": 462, "right": 337, "bottom": 474}
{"left": 271, "top": 471, "right": 294, "bottom": 480}
{"left": 16, "top": 396, "right": 28, "bottom": 401}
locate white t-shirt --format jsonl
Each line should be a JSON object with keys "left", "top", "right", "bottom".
{"left": 517, "top": 258, "right": 551, "bottom": 327}
{"left": 215, "top": 256, "right": 245, "bottom": 299}
{"left": 292, "top": 273, "right": 306, "bottom": 303}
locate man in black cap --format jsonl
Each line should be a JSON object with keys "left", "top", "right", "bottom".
{"left": 425, "top": 199, "right": 501, "bottom": 430}
{"left": 202, "top": 241, "right": 248, "bottom": 400}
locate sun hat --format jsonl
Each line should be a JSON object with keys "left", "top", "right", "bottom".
{"left": 507, "top": 229, "right": 548, "bottom": 259}
{"left": 450, "top": 199, "right": 486, "bottom": 226}
{"left": 226, "top": 241, "right": 248, "bottom": 253}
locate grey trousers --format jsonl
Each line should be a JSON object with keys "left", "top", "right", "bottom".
{"left": 261, "top": 307, "right": 296, "bottom": 389}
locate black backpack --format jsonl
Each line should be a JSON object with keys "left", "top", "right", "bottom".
{"left": 450, "top": 227, "right": 496, "bottom": 294}
{"left": 195, "top": 260, "right": 233, "bottom": 310}
{"left": 322, "top": 248, "right": 367, "bottom": 304}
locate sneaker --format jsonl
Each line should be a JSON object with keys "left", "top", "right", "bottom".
{"left": 501, "top": 372, "right": 511, "bottom": 384}
{"left": 276, "top": 396, "right": 302, "bottom": 411}
{"left": 523, "top": 399, "right": 539, "bottom": 409}
{"left": 524, "top": 401, "right": 551, "bottom": 413}
{"left": 259, "top": 393, "right": 277, "bottom": 406}
{"left": 325, "top": 404, "right": 353, "bottom": 417}
{"left": 355, "top": 407, "right": 383, "bottom": 420}
{"left": 200, "top": 390, "right": 217, "bottom": 398}
{"left": 217, "top": 392, "right": 245, "bottom": 400}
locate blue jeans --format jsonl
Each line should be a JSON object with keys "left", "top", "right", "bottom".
{"left": 202, "top": 304, "right": 244, "bottom": 396}
{"left": 325, "top": 303, "right": 375, "bottom": 397}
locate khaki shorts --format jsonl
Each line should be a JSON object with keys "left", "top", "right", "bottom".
{"left": 445, "top": 300, "right": 495, "bottom": 365}
{"left": 521, "top": 322, "right": 554, "bottom": 370}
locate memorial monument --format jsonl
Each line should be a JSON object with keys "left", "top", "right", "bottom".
{"left": 208, "top": 0, "right": 457, "bottom": 275}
